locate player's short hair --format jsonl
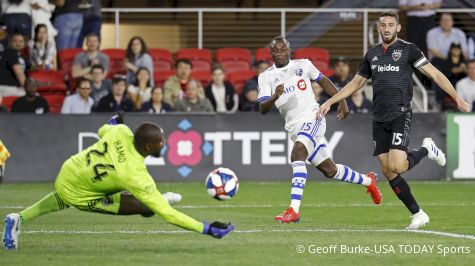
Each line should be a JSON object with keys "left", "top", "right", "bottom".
{"left": 379, "top": 11, "right": 399, "bottom": 24}
{"left": 134, "top": 123, "right": 164, "bottom": 147}
{"left": 254, "top": 60, "right": 269, "bottom": 68}
{"left": 212, "top": 63, "right": 225, "bottom": 73}
{"left": 86, "top": 32, "right": 100, "bottom": 42}
{"left": 112, "top": 75, "right": 127, "bottom": 86}
{"left": 90, "top": 64, "right": 104, "bottom": 73}
{"left": 175, "top": 58, "right": 193, "bottom": 69}
{"left": 270, "top": 36, "right": 291, "bottom": 50}
{"left": 77, "top": 77, "right": 90, "bottom": 87}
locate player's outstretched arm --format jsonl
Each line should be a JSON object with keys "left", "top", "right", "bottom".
{"left": 316, "top": 75, "right": 349, "bottom": 120}
{"left": 258, "top": 84, "right": 284, "bottom": 114}
{"left": 318, "top": 74, "right": 367, "bottom": 117}
{"left": 419, "top": 63, "right": 471, "bottom": 112}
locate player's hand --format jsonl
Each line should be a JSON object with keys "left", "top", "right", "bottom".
{"left": 108, "top": 111, "right": 124, "bottom": 125}
{"left": 203, "top": 221, "right": 235, "bottom": 239}
{"left": 456, "top": 99, "right": 471, "bottom": 112}
{"left": 337, "top": 101, "right": 349, "bottom": 120}
{"left": 273, "top": 84, "right": 285, "bottom": 100}
{"left": 317, "top": 102, "right": 331, "bottom": 118}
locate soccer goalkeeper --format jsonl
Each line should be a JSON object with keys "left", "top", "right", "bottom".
{"left": 3, "top": 114, "right": 234, "bottom": 250}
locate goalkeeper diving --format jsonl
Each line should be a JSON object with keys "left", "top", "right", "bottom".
{"left": 2, "top": 113, "right": 234, "bottom": 250}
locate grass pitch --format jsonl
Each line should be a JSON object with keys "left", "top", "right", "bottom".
{"left": 1, "top": 181, "right": 474, "bottom": 266}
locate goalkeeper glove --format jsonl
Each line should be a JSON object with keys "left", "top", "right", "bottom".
{"left": 203, "top": 221, "right": 235, "bottom": 239}
{"left": 108, "top": 111, "right": 124, "bottom": 125}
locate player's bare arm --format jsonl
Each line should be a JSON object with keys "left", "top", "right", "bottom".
{"left": 258, "top": 83, "right": 284, "bottom": 114}
{"left": 418, "top": 63, "right": 471, "bottom": 112}
{"left": 316, "top": 75, "right": 349, "bottom": 120}
{"left": 318, "top": 74, "right": 368, "bottom": 117}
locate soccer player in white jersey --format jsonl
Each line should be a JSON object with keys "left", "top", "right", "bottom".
{"left": 257, "top": 36, "right": 382, "bottom": 223}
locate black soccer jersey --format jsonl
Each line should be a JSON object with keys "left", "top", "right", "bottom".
{"left": 357, "top": 39, "right": 429, "bottom": 122}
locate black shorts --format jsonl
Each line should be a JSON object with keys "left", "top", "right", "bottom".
{"left": 372, "top": 110, "right": 412, "bottom": 156}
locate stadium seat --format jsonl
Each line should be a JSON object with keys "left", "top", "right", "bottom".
{"left": 320, "top": 69, "right": 335, "bottom": 77}
{"left": 227, "top": 70, "right": 256, "bottom": 95}
{"left": 176, "top": 48, "right": 212, "bottom": 72}
{"left": 216, "top": 48, "right": 252, "bottom": 73}
{"left": 191, "top": 71, "right": 212, "bottom": 87}
{"left": 29, "top": 70, "right": 67, "bottom": 94}
{"left": 43, "top": 94, "right": 65, "bottom": 114}
{"left": 1, "top": 96, "right": 20, "bottom": 112}
{"left": 294, "top": 47, "right": 331, "bottom": 70}
{"left": 254, "top": 47, "right": 273, "bottom": 65}
{"left": 153, "top": 70, "right": 176, "bottom": 88}
{"left": 58, "top": 48, "right": 83, "bottom": 79}
{"left": 149, "top": 48, "right": 173, "bottom": 72}
{"left": 102, "top": 48, "right": 127, "bottom": 79}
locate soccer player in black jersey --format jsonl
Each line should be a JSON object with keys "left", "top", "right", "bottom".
{"left": 318, "top": 11, "right": 470, "bottom": 229}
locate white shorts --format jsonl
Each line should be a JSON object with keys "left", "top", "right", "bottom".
{"left": 289, "top": 117, "right": 330, "bottom": 167}
{"left": 0, "top": 85, "right": 25, "bottom": 97}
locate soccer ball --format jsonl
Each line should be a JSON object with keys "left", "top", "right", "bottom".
{"left": 205, "top": 167, "right": 239, "bottom": 200}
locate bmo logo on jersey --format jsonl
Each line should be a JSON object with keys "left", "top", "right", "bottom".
{"left": 374, "top": 64, "right": 400, "bottom": 72}
{"left": 297, "top": 79, "right": 307, "bottom": 90}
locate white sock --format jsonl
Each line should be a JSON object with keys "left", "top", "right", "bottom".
{"left": 289, "top": 161, "right": 307, "bottom": 213}
{"left": 333, "top": 164, "right": 372, "bottom": 186}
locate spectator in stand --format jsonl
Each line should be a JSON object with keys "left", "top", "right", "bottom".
{"left": 427, "top": 13, "right": 467, "bottom": 60}
{"left": 10, "top": 33, "right": 29, "bottom": 73}
{"left": 320, "top": 56, "right": 353, "bottom": 112}
{"left": 127, "top": 67, "right": 152, "bottom": 110}
{"left": 0, "top": 44, "right": 25, "bottom": 96}
{"left": 72, "top": 33, "right": 109, "bottom": 79}
{"left": 174, "top": 80, "right": 213, "bottom": 113}
{"left": 94, "top": 76, "right": 134, "bottom": 113}
{"left": 77, "top": 0, "right": 101, "bottom": 47}
{"left": 89, "top": 64, "right": 111, "bottom": 107}
{"left": 140, "top": 86, "right": 172, "bottom": 114}
{"left": 347, "top": 88, "right": 373, "bottom": 114}
{"left": 0, "top": 21, "right": 9, "bottom": 51}
{"left": 241, "top": 60, "right": 269, "bottom": 112}
{"left": 204, "top": 63, "right": 237, "bottom": 113}
{"left": 11, "top": 77, "right": 49, "bottom": 113}
{"left": 399, "top": 0, "right": 441, "bottom": 54}
{"left": 31, "top": 0, "right": 57, "bottom": 43}
{"left": 163, "top": 58, "right": 204, "bottom": 107}
{"left": 456, "top": 59, "right": 475, "bottom": 111}
{"left": 0, "top": 95, "right": 8, "bottom": 112}
{"left": 124, "top": 36, "right": 154, "bottom": 86}
{"left": 28, "top": 23, "right": 57, "bottom": 70}
{"left": 1, "top": 0, "right": 33, "bottom": 38}
{"left": 60, "top": 77, "right": 93, "bottom": 114}
{"left": 54, "top": 0, "right": 84, "bottom": 50}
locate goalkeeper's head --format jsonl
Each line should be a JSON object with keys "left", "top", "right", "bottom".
{"left": 134, "top": 123, "right": 165, "bottom": 158}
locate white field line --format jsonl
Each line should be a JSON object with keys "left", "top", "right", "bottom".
{"left": 20, "top": 228, "right": 475, "bottom": 241}
{"left": 2, "top": 202, "right": 475, "bottom": 209}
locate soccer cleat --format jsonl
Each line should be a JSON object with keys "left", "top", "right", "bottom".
{"left": 3, "top": 213, "right": 21, "bottom": 250}
{"left": 162, "top": 192, "right": 182, "bottom": 205}
{"left": 366, "top": 172, "right": 382, "bottom": 205}
{"left": 407, "top": 209, "right": 429, "bottom": 230}
{"left": 422, "top": 138, "right": 446, "bottom": 166}
{"left": 274, "top": 207, "right": 301, "bottom": 223}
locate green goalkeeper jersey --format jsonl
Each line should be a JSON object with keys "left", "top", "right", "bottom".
{"left": 59, "top": 124, "right": 204, "bottom": 233}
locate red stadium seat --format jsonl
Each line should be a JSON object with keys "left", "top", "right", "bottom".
{"left": 176, "top": 48, "right": 212, "bottom": 72}
{"left": 294, "top": 47, "right": 331, "bottom": 70}
{"left": 43, "top": 94, "right": 65, "bottom": 114}
{"left": 227, "top": 70, "right": 256, "bottom": 95}
{"left": 149, "top": 48, "right": 173, "bottom": 72}
{"left": 320, "top": 69, "right": 335, "bottom": 77}
{"left": 58, "top": 48, "right": 83, "bottom": 79}
{"left": 216, "top": 48, "right": 251, "bottom": 73}
{"left": 102, "top": 48, "right": 126, "bottom": 78}
{"left": 191, "top": 71, "right": 212, "bottom": 87}
{"left": 153, "top": 70, "right": 176, "bottom": 88}
{"left": 254, "top": 47, "right": 273, "bottom": 65}
{"left": 1, "top": 96, "right": 20, "bottom": 112}
{"left": 29, "top": 70, "right": 67, "bottom": 94}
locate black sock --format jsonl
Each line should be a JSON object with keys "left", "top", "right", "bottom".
{"left": 389, "top": 175, "right": 420, "bottom": 214}
{"left": 406, "top": 147, "right": 429, "bottom": 170}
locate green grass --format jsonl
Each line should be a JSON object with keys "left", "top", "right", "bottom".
{"left": 1, "top": 181, "right": 475, "bottom": 266}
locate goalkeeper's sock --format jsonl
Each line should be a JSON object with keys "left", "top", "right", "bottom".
{"left": 406, "top": 147, "right": 428, "bottom": 170}
{"left": 289, "top": 161, "right": 307, "bottom": 213}
{"left": 19, "top": 192, "right": 68, "bottom": 224}
{"left": 332, "top": 164, "right": 372, "bottom": 186}
{"left": 389, "top": 175, "right": 420, "bottom": 214}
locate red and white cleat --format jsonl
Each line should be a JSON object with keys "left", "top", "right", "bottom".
{"left": 274, "top": 207, "right": 301, "bottom": 223}
{"left": 366, "top": 172, "right": 382, "bottom": 205}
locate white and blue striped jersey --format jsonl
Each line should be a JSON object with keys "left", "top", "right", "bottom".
{"left": 257, "top": 59, "right": 322, "bottom": 131}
